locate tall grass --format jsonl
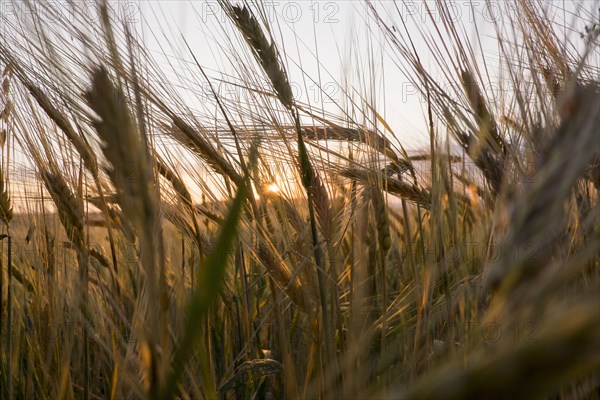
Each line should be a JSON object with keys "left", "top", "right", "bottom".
{"left": 0, "top": 0, "right": 599, "bottom": 399}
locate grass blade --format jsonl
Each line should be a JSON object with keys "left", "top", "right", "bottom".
{"left": 160, "top": 179, "right": 247, "bottom": 399}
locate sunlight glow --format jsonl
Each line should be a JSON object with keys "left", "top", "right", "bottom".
{"left": 265, "top": 183, "right": 281, "bottom": 194}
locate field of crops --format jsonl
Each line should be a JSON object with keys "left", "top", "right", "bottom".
{"left": 0, "top": 1, "right": 599, "bottom": 399}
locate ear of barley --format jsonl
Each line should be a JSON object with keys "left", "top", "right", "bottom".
{"left": 84, "top": 66, "right": 158, "bottom": 233}
{"left": 442, "top": 105, "right": 504, "bottom": 194}
{"left": 296, "top": 133, "right": 315, "bottom": 191}
{"left": 23, "top": 79, "right": 98, "bottom": 176}
{"left": 1, "top": 65, "right": 9, "bottom": 93}
{"left": 0, "top": 100, "right": 11, "bottom": 122}
{"left": 89, "top": 246, "right": 110, "bottom": 269}
{"left": 484, "top": 82, "right": 600, "bottom": 303}
{"left": 228, "top": 4, "right": 293, "bottom": 109}
{"left": 155, "top": 154, "right": 206, "bottom": 257}
{"left": 155, "top": 155, "right": 192, "bottom": 205}
{"left": 225, "top": 3, "right": 317, "bottom": 195}
{"left": 163, "top": 203, "right": 208, "bottom": 255}
{"left": 219, "top": 359, "right": 284, "bottom": 395}
{"left": 40, "top": 170, "right": 84, "bottom": 250}
{"left": 257, "top": 242, "right": 316, "bottom": 315}
{"left": 310, "top": 174, "right": 332, "bottom": 240}
{"left": 302, "top": 125, "right": 405, "bottom": 168}
{"left": 540, "top": 67, "right": 563, "bottom": 99}
{"left": 1, "top": 78, "right": 8, "bottom": 97}
{"left": 83, "top": 64, "right": 161, "bottom": 239}
{"left": 341, "top": 167, "right": 431, "bottom": 208}
{"left": 459, "top": 69, "right": 505, "bottom": 156}
{"left": 87, "top": 195, "right": 137, "bottom": 243}
{"left": 170, "top": 116, "right": 242, "bottom": 185}
{"left": 84, "top": 65, "right": 167, "bottom": 395}
{"left": 0, "top": 68, "right": 8, "bottom": 149}
{"left": 371, "top": 185, "right": 391, "bottom": 254}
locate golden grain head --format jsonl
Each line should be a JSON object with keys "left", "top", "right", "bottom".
{"left": 170, "top": 116, "right": 242, "bottom": 185}
{"left": 310, "top": 173, "right": 332, "bottom": 239}
{"left": 41, "top": 170, "right": 84, "bottom": 248}
{"left": 25, "top": 80, "right": 98, "bottom": 175}
{"left": 230, "top": 4, "right": 294, "bottom": 109}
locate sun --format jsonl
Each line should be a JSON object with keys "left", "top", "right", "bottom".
{"left": 265, "top": 183, "right": 281, "bottom": 194}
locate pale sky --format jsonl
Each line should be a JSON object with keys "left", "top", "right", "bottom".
{"left": 131, "top": 1, "right": 598, "bottom": 148}
{"left": 2, "top": 0, "right": 598, "bottom": 208}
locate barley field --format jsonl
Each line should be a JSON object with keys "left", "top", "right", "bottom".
{"left": 0, "top": 1, "right": 599, "bottom": 399}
